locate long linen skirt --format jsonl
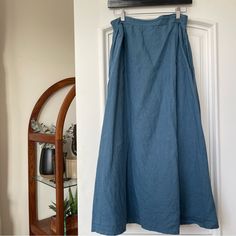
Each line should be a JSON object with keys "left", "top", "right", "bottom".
{"left": 92, "top": 14, "right": 219, "bottom": 235}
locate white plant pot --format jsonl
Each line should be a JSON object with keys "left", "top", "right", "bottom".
{"left": 65, "top": 158, "right": 77, "bottom": 179}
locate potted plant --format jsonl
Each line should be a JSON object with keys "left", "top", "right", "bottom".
{"left": 49, "top": 187, "right": 78, "bottom": 234}
{"left": 31, "top": 119, "right": 76, "bottom": 179}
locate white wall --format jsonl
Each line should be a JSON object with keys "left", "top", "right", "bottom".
{"left": 75, "top": 0, "right": 236, "bottom": 235}
{"left": 0, "top": 0, "right": 75, "bottom": 234}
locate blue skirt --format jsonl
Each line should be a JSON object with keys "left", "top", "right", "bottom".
{"left": 92, "top": 14, "right": 219, "bottom": 235}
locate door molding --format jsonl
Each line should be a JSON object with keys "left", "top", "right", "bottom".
{"left": 98, "top": 18, "right": 221, "bottom": 236}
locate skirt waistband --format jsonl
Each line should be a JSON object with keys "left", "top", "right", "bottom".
{"left": 111, "top": 14, "right": 187, "bottom": 28}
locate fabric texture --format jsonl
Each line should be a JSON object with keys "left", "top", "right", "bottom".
{"left": 92, "top": 14, "right": 219, "bottom": 235}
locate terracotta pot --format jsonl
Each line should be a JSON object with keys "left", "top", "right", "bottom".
{"left": 66, "top": 214, "right": 78, "bottom": 232}
{"left": 50, "top": 215, "right": 78, "bottom": 233}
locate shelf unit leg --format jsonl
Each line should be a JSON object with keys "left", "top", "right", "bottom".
{"left": 28, "top": 140, "right": 37, "bottom": 233}
{"left": 55, "top": 139, "right": 64, "bottom": 234}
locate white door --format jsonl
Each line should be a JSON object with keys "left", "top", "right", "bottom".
{"left": 75, "top": 1, "right": 236, "bottom": 235}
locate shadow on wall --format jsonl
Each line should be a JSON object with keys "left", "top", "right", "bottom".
{"left": 0, "top": 1, "right": 14, "bottom": 234}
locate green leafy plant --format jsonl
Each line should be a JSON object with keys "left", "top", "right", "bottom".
{"left": 49, "top": 199, "right": 71, "bottom": 218}
{"left": 68, "top": 187, "right": 77, "bottom": 215}
{"left": 49, "top": 187, "right": 78, "bottom": 217}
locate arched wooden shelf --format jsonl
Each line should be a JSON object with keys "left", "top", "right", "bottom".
{"left": 28, "top": 77, "right": 77, "bottom": 235}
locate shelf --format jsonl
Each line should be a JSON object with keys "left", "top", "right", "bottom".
{"left": 29, "top": 132, "right": 55, "bottom": 144}
{"left": 31, "top": 217, "right": 77, "bottom": 235}
{"left": 28, "top": 78, "right": 77, "bottom": 235}
{"left": 31, "top": 217, "right": 56, "bottom": 235}
{"left": 34, "top": 176, "right": 77, "bottom": 189}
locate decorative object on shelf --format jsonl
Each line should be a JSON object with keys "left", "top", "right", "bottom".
{"left": 39, "top": 147, "right": 55, "bottom": 178}
{"left": 31, "top": 119, "right": 56, "bottom": 149}
{"left": 108, "top": 0, "right": 192, "bottom": 8}
{"left": 31, "top": 119, "right": 56, "bottom": 178}
{"left": 71, "top": 124, "right": 77, "bottom": 156}
{"left": 65, "top": 124, "right": 77, "bottom": 179}
{"left": 31, "top": 120, "right": 76, "bottom": 179}
{"left": 49, "top": 187, "right": 78, "bottom": 234}
{"left": 50, "top": 214, "right": 77, "bottom": 235}
{"left": 31, "top": 119, "right": 75, "bottom": 148}
{"left": 65, "top": 158, "right": 77, "bottom": 179}
{"left": 63, "top": 123, "right": 75, "bottom": 148}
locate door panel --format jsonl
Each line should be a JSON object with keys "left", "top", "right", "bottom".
{"left": 75, "top": 1, "right": 223, "bottom": 235}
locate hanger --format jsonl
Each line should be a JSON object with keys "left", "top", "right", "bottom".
{"left": 121, "top": 9, "right": 125, "bottom": 21}
{"left": 117, "top": 7, "right": 182, "bottom": 21}
{"left": 175, "top": 7, "right": 181, "bottom": 19}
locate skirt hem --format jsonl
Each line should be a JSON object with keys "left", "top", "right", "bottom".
{"left": 92, "top": 219, "right": 219, "bottom": 235}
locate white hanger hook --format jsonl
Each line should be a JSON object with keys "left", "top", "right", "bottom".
{"left": 121, "top": 9, "right": 125, "bottom": 21}
{"left": 175, "top": 7, "right": 181, "bottom": 19}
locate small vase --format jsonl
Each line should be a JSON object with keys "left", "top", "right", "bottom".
{"left": 65, "top": 158, "right": 77, "bottom": 179}
{"left": 39, "top": 148, "right": 55, "bottom": 179}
